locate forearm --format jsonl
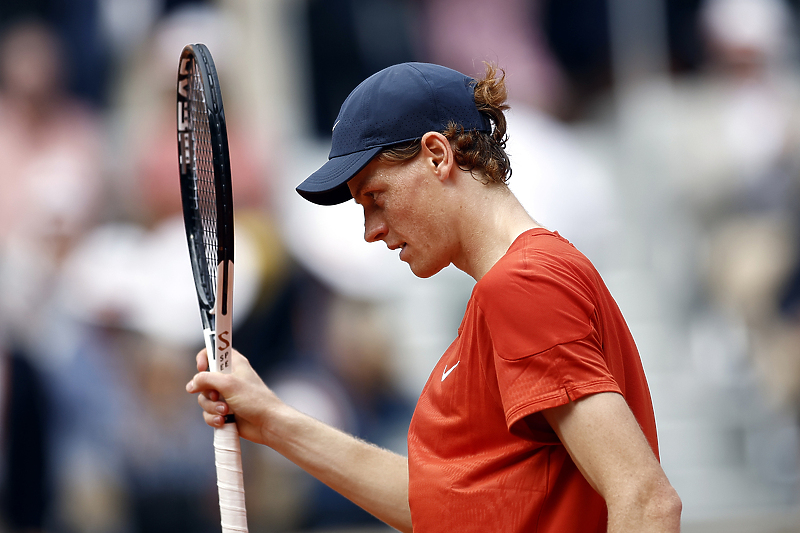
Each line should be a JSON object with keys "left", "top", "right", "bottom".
{"left": 263, "top": 403, "right": 412, "bottom": 533}
{"left": 187, "top": 351, "right": 412, "bottom": 531}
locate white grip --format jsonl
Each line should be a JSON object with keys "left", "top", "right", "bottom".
{"left": 214, "top": 423, "right": 247, "bottom": 532}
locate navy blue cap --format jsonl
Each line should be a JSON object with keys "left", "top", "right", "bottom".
{"left": 297, "top": 62, "right": 491, "bottom": 205}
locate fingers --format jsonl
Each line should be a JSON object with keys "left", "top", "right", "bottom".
{"left": 197, "top": 394, "right": 230, "bottom": 416}
{"left": 186, "top": 365, "right": 225, "bottom": 393}
{"left": 198, "top": 390, "right": 227, "bottom": 414}
{"left": 201, "top": 409, "right": 227, "bottom": 428}
{"left": 187, "top": 348, "right": 264, "bottom": 431}
{"left": 191, "top": 380, "right": 229, "bottom": 428}
{"left": 186, "top": 372, "right": 221, "bottom": 405}
{"left": 186, "top": 368, "right": 233, "bottom": 427}
{"left": 200, "top": 394, "right": 229, "bottom": 427}
{"left": 196, "top": 349, "right": 209, "bottom": 372}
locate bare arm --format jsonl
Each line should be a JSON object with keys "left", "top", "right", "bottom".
{"left": 186, "top": 349, "right": 412, "bottom": 533}
{"left": 543, "top": 392, "right": 682, "bottom": 533}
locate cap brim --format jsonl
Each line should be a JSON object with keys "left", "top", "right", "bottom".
{"left": 297, "top": 146, "right": 382, "bottom": 205}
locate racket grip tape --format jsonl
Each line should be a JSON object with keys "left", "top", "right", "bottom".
{"left": 214, "top": 422, "right": 248, "bottom": 532}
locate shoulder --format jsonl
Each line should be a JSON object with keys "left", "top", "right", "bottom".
{"left": 472, "top": 229, "right": 602, "bottom": 358}
{"left": 476, "top": 229, "right": 598, "bottom": 306}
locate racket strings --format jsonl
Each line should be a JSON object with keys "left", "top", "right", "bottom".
{"left": 189, "top": 63, "right": 219, "bottom": 300}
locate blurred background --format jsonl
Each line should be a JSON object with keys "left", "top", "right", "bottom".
{"left": 0, "top": 0, "right": 799, "bottom": 531}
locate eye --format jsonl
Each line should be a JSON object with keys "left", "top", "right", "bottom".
{"left": 359, "top": 185, "right": 384, "bottom": 206}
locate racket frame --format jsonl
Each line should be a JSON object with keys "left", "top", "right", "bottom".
{"left": 177, "top": 43, "right": 246, "bottom": 533}
{"left": 177, "top": 43, "right": 235, "bottom": 373}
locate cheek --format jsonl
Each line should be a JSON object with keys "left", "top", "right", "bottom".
{"left": 391, "top": 204, "right": 428, "bottom": 239}
{"left": 384, "top": 171, "right": 442, "bottom": 238}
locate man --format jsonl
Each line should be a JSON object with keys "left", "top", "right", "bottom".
{"left": 186, "top": 62, "right": 682, "bottom": 532}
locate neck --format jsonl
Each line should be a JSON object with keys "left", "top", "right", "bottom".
{"left": 450, "top": 179, "right": 540, "bottom": 281}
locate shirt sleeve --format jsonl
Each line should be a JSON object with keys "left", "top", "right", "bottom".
{"left": 475, "top": 253, "right": 621, "bottom": 433}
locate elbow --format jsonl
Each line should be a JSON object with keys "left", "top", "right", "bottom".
{"left": 648, "top": 483, "right": 682, "bottom": 525}
{"left": 609, "top": 478, "right": 682, "bottom": 530}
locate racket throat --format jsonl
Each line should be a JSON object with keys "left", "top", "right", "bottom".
{"left": 214, "top": 260, "right": 234, "bottom": 373}
{"left": 202, "top": 260, "right": 233, "bottom": 373}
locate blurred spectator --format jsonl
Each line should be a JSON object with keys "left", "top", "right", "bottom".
{"left": 0, "top": 0, "right": 213, "bottom": 108}
{"left": 114, "top": 4, "right": 297, "bottom": 378}
{"left": 109, "top": 5, "right": 268, "bottom": 226}
{"left": 0, "top": 0, "right": 110, "bottom": 108}
{"left": 540, "top": 0, "right": 711, "bottom": 121}
{"left": 420, "top": 0, "right": 567, "bottom": 114}
{"left": 304, "top": 0, "right": 418, "bottom": 137}
{"left": 0, "top": 21, "right": 102, "bottom": 529}
{"left": 261, "top": 293, "right": 413, "bottom": 530}
{"left": 665, "top": 0, "right": 800, "bottom": 411}
{"left": 0, "top": 19, "right": 104, "bottom": 352}
{"left": 670, "top": 0, "right": 800, "bottom": 220}
{"left": 51, "top": 0, "right": 109, "bottom": 106}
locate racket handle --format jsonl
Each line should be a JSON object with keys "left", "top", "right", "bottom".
{"left": 214, "top": 422, "right": 248, "bottom": 532}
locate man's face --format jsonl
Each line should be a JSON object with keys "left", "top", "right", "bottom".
{"left": 347, "top": 155, "right": 456, "bottom": 278}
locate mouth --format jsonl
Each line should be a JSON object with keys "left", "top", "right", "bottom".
{"left": 388, "top": 242, "right": 408, "bottom": 260}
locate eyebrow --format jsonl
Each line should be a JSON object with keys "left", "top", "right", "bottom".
{"left": 350, "top": 175, "right": 370, "bottom": 204}
{"left": 352, "top": 183, "right": 364, "bottom": 203}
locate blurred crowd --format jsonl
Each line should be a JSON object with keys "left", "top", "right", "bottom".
{"left": 0, "top": 0, "right": 799, "bottom": 531}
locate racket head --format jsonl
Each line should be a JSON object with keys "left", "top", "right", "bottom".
{"left": 177, "top": 43, "right": 235, "bottom": 333}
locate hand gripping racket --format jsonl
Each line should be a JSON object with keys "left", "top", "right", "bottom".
{"left": 177, "top": 43, "right": 247, "bottom": 533}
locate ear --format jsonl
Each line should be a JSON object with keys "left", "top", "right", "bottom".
{"left": 420, "top": 131, "right": 454, "bottom": 183}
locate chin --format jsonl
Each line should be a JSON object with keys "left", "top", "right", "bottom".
{"left": 408, "top": 261, "right": 446, "bottom": 279}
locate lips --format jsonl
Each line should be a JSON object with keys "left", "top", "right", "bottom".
{"left": 388, "top": 242, "right": 408, "bottom": 261}
{"left": 385, "top": 240, "right": 409, "bottom": 262}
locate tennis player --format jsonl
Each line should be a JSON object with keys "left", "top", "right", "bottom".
{"left": 187, "top": 62, "right": 682, "bottom": 532}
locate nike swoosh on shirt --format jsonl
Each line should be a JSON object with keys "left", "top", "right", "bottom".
{"left": 441, "top": 361, "right": 460, "bottom": 382}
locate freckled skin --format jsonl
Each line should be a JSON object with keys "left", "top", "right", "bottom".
{"left": 349, "top": 154, "right": 461, "bottom": 279}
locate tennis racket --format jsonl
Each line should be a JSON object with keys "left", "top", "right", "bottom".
{"left": 177, "top": 43, "right": 247, "bottom": 533}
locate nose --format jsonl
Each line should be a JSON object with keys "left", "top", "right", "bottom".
{"left": 363, "top": 210, "right": 387, "bottom": 243}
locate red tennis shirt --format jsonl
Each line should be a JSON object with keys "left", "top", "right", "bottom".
{"left": 407, "top": 228, "right": 658, "bottom": 532}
